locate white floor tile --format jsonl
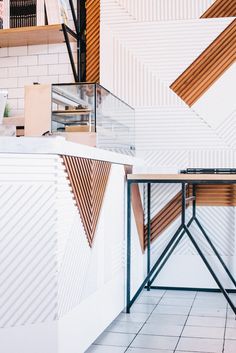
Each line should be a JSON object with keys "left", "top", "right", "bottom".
{"left": 225, "top": 328, "right": 236, "bottom": 340}
{"left": 130, "top": 334, "right": 178, "bottom": 350}
{"left": 226, "top": 308, "right": 236, "bottom": 319}
{"left": 196, "top": 292, "right": 224, "bottom": 299}
{"left": 182, "top": 325, "right": 224, "bottom": 339}
{"left": 193, "top": 298, "right": 227, "bottom": 308}
{"left": 94, "top": 332, "right": 135, "bottom": 347}
{"left": 116, "top": 312, "right": 150, "bottom": 323}
{"left": 227, "top": 318, "right": 236, "bottom": 328}
{"left": 164, "top": 290, "right": 196, "bottom": 298}
{"left": 224, "top": 339, "right": 236, "bottom": 353}
{"left": 129, "top": 303, "right": 155, "bottom": 314}
{"left": 159, "top": 297, "right": 194, "bottom": 307}
{"left": 140, "top": 322, "right": 183, "bottom": 336}
{"left": 186, "top": 315, "right": 225, "bottom": 327}
{"left": 153, "top": 305, "right": 190, "bottom": 316}
{"left": 106, "top": 321, "right": 143, "bottom": 334}
{"left": 176, "top": 337, "right": 223, "bottom": 352}
{"left": 85, "top": 345, "right": 126, "bottom": 353}
{"left": 136, "top": 296, "right": 162, "bottom": 305}
{"left": 127, "top": 348, "right": 173, "bottom": 353}
{"left": 190, "top": 306, "right": 226, "bottom": 317}
{"left": 141, "top": 290, "right": 166, "bottom": 297}
{"left": 147, "top": 313, "right": 187, "bottom": 325}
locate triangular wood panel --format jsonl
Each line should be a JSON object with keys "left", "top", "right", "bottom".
{"left": 62, "top": 155, "right": 111, "bottom": 246}
{"left": 170, "top": 19, "right": 236, "bottom": 106}
{"left": 201, "top": 0, "right": 236, "bottom": 18}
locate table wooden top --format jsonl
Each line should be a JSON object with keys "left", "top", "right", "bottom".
{"left": 127, "top": 174, "right": 236, "bottom": 182}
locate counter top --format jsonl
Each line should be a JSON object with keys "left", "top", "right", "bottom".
{"left": 0, "top": 136, "right": 138, "bottom": 166}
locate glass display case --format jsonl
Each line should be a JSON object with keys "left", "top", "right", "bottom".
{"left": 51, "top": 83, "right": 135, "bottom": 155}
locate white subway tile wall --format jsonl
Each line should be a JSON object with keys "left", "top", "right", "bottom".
{"left": 0, "top": 0, "right": 77, "bottom": 116}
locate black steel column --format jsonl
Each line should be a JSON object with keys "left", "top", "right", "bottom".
{"left": 192, "top": 184, "right": 196, "bottom": 218}
{"left": 126, "top": 181, "right": 132, "bottom": 313}
{"left": 77, "top": 0, "right": 86, "bottom": 81}
{"left": 147, "top": 183, "right": 151, "bottom": 291}
{"left": 182, "top": 183, "right": 186, "bottom": 225}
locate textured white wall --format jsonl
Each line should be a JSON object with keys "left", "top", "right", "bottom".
{"left": 100, "top": 0, "right": 236, "bottom": 288}
{"left": 0, "top": 0, "right": 76, "bottom": 117}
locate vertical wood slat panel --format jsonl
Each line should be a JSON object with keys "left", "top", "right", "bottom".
{"left": 86, "top": 0, "right": 100, "bottom": 82}
{"left": 201, "top": 0, "right": 236, "bottom": 18}
{"left": 62, "top": 155, "right": 111, "bottom": 246}
{"left": 144, "top": 184, "right": 236, "bottom": 246}
{"left": 170, "top": 19, "right": 236, "bottom": 106}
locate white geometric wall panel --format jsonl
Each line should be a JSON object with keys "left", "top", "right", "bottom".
{"left": 0, "top": 154, "right": 58, "bottom": 328}
{"left": 192, "top": 63, "right": 236, "bottom": 129}
{"left": 216, "top": 110, "right": 236, "bottom": 149}
{"left": 101, "top": 0, "right": 215, "bottom": 22}
{"left": 101, "top": 18, "right": 232, "bottom": 107}
{"left": 0, "top": 152, "right": 142, "bottom": 352}
{"left": 135, "top": 107, "right": 228, "bottom": 151}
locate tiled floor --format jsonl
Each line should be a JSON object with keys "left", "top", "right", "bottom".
{"left": 86, "top": 289, "right": 236, "bottom": 353}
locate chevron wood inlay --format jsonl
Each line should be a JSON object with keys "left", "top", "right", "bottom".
{"left": 144, "top": 184, "right": 236, "bottom": 246}
{"left": 86, "top": 0, "right": 100, "bottom": 82}
{"left": 170, "top": 19, "right": 236, "bottom": 106}
{"left": 62, "top": 155, "right": 111, "bottom": 246}
{"left": 201, "top": 0, "right": 236, "bottom": 18}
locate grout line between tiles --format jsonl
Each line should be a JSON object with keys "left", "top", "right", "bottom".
{"left": 222, "top": 303, "right": 229, "bottom": 353}
{"left": 173, "top": 290, "right": 198, "bottom": 352}
{"left": 123, "top": 289, "right": 167, "bottom": 352}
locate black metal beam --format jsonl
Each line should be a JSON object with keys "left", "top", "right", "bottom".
{"left": 77, "top": 0, "right": 86, "bottom": 81}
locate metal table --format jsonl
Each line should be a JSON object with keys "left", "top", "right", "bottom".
{"left": 126, "top": 174, "right": 236, "bottom": 314}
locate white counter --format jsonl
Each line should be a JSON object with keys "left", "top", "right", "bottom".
{"left": 0, "top": 137, "right": 144, "bottom": 353}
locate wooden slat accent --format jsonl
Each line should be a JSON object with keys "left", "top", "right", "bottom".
{"left": 170, "top": 19, "right": 236, "bottom": 106}
{"left": 124, "top": 165, "right": 145, "bottom": 252}
{"left": 132, "top": 184, "right": 145, "bottom": 252}
{"left": 193, "top": 184, "right": 236, "bottom": 206}
{"left": 144, "top": 192, "right": 185, "bottom": 246}
{"left": 86, "top": 0, "right": 100, "bottom": 82}
{"left": 144, "top": 184, "right": 236, "bottom": 246}
{"left": 62, "top": 155, "right": 111, "bottom": 246}
{"left": 201, "top": 0, "right": 236, "bottom": 18}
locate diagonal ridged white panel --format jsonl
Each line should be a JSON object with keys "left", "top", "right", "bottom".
{"left": 135, "top": 107, "right": 228, "bottom": 150}
{"left": 188, "top": 149, "right": 236, "bottom": 167}
{"left": 58, "top": 213, "right": 91, "bottom": 317}
{"left": 0, "top": 154, "right": 58, "bottom": 328}
{"left": 143, "top": 184, "right": 181, "bottom": 223}
{"left": 101, "top": 18, "right": 232, "bottom": 107}
{"left": 216, "top": 110, "right": 236, "bottom": 149}
{"left": 111, "top": 36, "right": 184, "bottom": 107}
{"left": 102, "top": 0, "right": 215, "bottom": 22}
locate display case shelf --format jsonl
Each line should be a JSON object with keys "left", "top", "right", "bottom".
{"left": 0, "top": 24, "right": 76, "bottom": 48}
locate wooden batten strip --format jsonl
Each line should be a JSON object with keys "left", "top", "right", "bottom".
{"left": 86, "top": 0, "right": 100, "bottom": 82}
{"left": 124, "top": 165, "right": 145, "bottom": 252}
{"left": 144, "top": 184, "right": 236, "bottom": 246}
{"left": 201, "top": 0, "right": 236, "bottom": 18}
{"left": 62, "top": 155, "right": 111, "bottom": 247}
{"left": 170, "top": 19, "right": 236, "bottom": 106}
{"left": 131, "top": 184, "right": 145, "bottom": 252}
